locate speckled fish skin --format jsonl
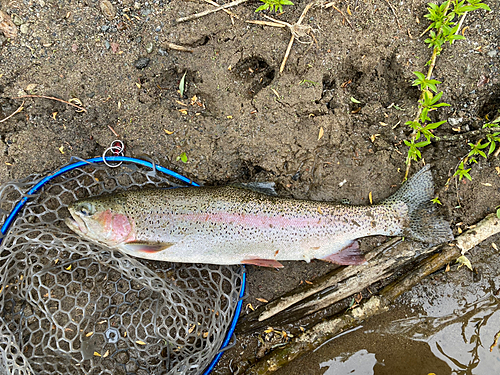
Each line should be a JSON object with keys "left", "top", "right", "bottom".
{"left": 65, "top": 165, "right": 453, "bottom": 267}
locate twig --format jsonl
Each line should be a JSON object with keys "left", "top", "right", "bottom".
{"left": 280, "top": 1, "right": 316, "bottom": 74}
{"left": 161, "top": 42, "right": 194, "bottom": 53}
{"left": 246, "top": 20, "right": 286, "bottom": 28}
{"left": 0, "top": 101, "right": 24, "bottom": 123}
{"left": 384, "top": 0, "right": 401, "bottom": 29}
{"left": 203, "top": 0, "right": 239, "bottom": 20}
{"left": 13, "top": 95, "right": 87, "bottom": 112}
{"left": 175, "top": 0, "right": 248, "bottom": 23}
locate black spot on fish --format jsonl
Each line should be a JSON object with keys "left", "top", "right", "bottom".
{"left": 352, "top": 220, "right": 361, "bottom": 227}
{"left": 371, "top": 220, "right": 377, "bottom": 228}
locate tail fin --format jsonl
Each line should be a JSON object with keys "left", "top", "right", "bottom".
{"left": 383, "top": 164, "right": 453, "bottom": 244}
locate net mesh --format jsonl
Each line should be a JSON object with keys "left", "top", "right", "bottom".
{"left": 0, "top": 161, "right": 243, "bottom": 375}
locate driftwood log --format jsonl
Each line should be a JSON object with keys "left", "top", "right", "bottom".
{"left": 236, "top": 213, "right": 500, "bottom": 374}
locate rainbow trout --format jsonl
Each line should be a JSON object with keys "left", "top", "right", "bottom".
{"left": 65, "top": 165, "right": 453, "bottom": 267}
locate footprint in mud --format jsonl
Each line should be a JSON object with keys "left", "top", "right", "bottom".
{"left": 232, "top": 56, "right": 275, "bottom": 99}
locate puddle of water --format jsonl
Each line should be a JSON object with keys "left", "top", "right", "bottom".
{"left": 275, "top": 243, "right": 500, "bottom": 375}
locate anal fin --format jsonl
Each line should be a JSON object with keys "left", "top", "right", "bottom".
{"left": 242, "top": 258, "right": 284, "bottom": 268}
{"left": 321, "top": 241, "right": 366, "bottom": 265}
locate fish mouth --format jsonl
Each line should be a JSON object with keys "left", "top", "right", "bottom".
{"left": 65, "top": 213, "right": 88, "bottom": 235}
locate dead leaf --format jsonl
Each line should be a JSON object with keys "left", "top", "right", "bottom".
{"left": 0, "top": 10, "right": 17, "bottom": 39}
{"left": 94, "top": 351, "right": 101, "bottom": 357}
{"left": 456, "top": 255, "right": 473, "bottom": 271}
{"left": 318, "top": 127, "right": 324, "bottom": 141}
{"left": 100, "top": 0, "right": 116, "bottom": 21}
{"left": 164, "top": 129, "right": 174, "bottom": 135}
{"left": 136, "top": 340, "right": 146, "bottom": 345}
{"left": 256, "top": 298, "right": 268, "bottom": 303}
{"left": 369, "top": 191, "right": 373, "bottom": 204}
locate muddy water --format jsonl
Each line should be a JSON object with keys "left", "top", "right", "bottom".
{"left": 275, "top": 240, "right": 500, "bottom": 375}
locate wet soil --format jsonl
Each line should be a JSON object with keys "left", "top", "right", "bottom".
{"left": 0, "top": 0, "right": 499, "bottom": 373}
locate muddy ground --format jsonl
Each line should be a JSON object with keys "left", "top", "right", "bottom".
{"left": 0, "top": 0, "right": 498, "bottom": 373}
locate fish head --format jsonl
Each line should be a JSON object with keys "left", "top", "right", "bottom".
{"left": 65, "top": 197, "right": 135, "bottom": 247}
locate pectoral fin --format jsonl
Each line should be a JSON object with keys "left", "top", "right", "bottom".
{"left": 321, "top": 241, "right": 366, "bottom": 265}
{"left": 122, "top": 241, "right": 175, "bottom": 253}
{"left": 242, "top": 258, "right": 284, "bottom": 268}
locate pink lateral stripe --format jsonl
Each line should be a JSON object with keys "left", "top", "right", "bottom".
{"left": 181, "top": 212, "right": 328, "bottom": 229}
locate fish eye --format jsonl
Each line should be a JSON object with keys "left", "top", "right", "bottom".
{"left": 78, "top": 202, "right": 95, "bottom": 217}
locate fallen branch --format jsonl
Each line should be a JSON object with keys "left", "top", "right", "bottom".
{"left": 243, "top": 213, "right": 500, "bottom": 374}
{"left": 13, "top": 95, "right": 87, "bottom": 112}
{"left": 175, "top": 0, "right": 248, "bottom": 23}
{"left": 0, "top": 101, "right": 24, "bottom": 123}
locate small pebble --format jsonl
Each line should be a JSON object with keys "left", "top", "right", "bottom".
{"left": 487, "top": 50, "right": 498, "bottom": 58}
{"left": 155, "top": 26, "right": 161, "bottom": 32}
{"left": 448, "top": 117, "right": 463, "bottom": 126}
{"left": 145, "top": 42, "right": 153, "bottom": 54}
{"left": 12, "top": 15, "right": 23, "bottom": 26}
{"left": 134, "top": 57, "right": 150, "bottom": 69}
{"left": 20, "top": 24, "right": 29, "bottom": 34}
{"left": 105, "top": 40, "right": 110, "bottom": 49}
{"left": 101, "top": 25, "right": 109, "bottom": 32}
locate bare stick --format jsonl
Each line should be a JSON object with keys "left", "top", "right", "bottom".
{"left": 13, "top": 95, "right": 87, "bottom": 112}
{"left": 203, "top": 0, "right": 239, "bottom": 19}
{"left": 279, "top": 1, "right": 315, "bottom": 74}
{"left": 0, "top": 101, "right": 24, "bottom": 123}
{"left": 161, "top": 42, "right": 194, "bottom": 53}
{"left": 246, "top": 20, "right": 286, "bottom": 28}
{"left": 280, "top": 35, "right": 296, "bottom": 74}
{"left": 175, "top": 0, "right": 248, "bottom": 23}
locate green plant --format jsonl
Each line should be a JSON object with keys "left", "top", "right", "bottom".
{"left": 255, "top": 0, "right": 294, "bottom": 13}
{"left": 452, "top": 115, "right": 500, "bottom": 181}
{"left": 176, "top": 152, "right": 188, "bottom": 163}
{"left": 403, "top": 0, "right": 490, "bottom": 179}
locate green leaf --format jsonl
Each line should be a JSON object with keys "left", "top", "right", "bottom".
{"left": 496, "top": 208, "right": 500, "bottom": 219}
{"left": 350, "top": 97, "right": 361, "bottom": 104}
{"left": 489, "top": 141, "right": 496, "bottom": 155}
{"left": 255, "top": 3, "right": 269, "bottom": 11}
{"left": 424, "top": 120, "right": 447, "bottom": 130}
{"left": 176, "top": 152, "right": 188, "bottom": 163}
{"left": 431, "top": 196, "right": 442, "bottom": 205}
